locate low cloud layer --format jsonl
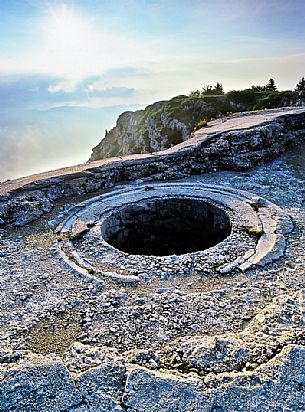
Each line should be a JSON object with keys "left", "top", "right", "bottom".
{"left": 0, "top": 71, "right": 142, "bottom": 181}
{"left": 0, "top": 73, "right": 137, "bottom": 110}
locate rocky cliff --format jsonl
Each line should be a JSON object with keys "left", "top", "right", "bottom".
{"left": 89, "top": 90, "right": 302, "bottom": 161}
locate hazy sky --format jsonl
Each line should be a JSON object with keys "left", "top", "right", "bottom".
{"left": 0, "top": 0, "right": 305, "bottom": 180}
{"left": 1, "top": 0, "right": 305, "bottom": 107}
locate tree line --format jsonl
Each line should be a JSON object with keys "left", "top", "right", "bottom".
{"left": 189, "top": 77, "right": 305, "bottom": 97}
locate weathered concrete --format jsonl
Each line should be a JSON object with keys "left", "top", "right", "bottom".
{"left": 55, "top": 183, "right": 293, "bottom": 284}
{"left": 0, "top": 107, "right": 305, "bottom": 411}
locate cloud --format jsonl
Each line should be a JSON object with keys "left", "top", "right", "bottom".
{"left": 102, "top": 67, "right": 148, "bottom": 79}
{"left": 87, "top": 86, "right": 135, "bottom": 98}
{"left": 0, "top": 74, "right": 60, "bottom": 108}
{"left": 0, "top": 73, "right": 139, "bottom": 109}
{"left": 47, "top": 79, "right": 77, "bottom": 93}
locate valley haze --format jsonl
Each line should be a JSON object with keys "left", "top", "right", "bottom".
{"left": 0, "top": 104, "right": 143, "bottom": 181}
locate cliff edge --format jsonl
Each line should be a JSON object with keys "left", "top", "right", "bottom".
{"left": 89, "top": 90, "right": 303, "bottom": 161}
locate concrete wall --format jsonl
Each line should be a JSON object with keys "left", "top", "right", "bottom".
{"left": 1, "top": 109, "right": 305, "bottom": 226}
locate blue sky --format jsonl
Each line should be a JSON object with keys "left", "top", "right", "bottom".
{"left": 0, "top": 0, "right": 305, "bottom": 180}
{"left": 1, "top": 0, "right": 305, "bottom": 109}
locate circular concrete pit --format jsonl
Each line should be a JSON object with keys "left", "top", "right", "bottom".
{"left": 103, "top": 198, "right": 231, "bottom": 256}
{"left": 55, "top": 182, "right": 293, "bottom": 284}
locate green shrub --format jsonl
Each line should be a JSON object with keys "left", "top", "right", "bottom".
{"left": 252, "top": 91, "right": 289, "bottom": 110}
{"left": 193, "top": 119, "right": 208, "bottom": 131}
{"left": 227, "top": 89, "right": 265, "bottom": 107}
{"left": 161, "top": 127, "right": 183, "bottom": 145}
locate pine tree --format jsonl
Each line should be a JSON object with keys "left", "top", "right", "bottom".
{"left": 295, "top": 77, "right": 305, "bottom": 92}
{"left": 266, "top": 78, "right": 277, "bottom": 91}
{"left": 214, "top": 82, "right": 224, "bottom": 95}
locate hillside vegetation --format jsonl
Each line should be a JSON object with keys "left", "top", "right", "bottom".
{"left": 89, "top": 87, "right": 303, "bottom": 161}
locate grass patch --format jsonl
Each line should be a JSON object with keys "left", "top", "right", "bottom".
{"left": 246, "top": 226, "right": 263, "bottom": 240}
{"left": 26, "top": 315, "right": 82, "bottom": 356}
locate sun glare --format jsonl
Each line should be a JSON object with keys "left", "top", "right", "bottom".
{"left": 44, "top": 4, "right": 93, "bottom": 50}
{"left": 38, "top": 3, "right": 145, "bottom": 80}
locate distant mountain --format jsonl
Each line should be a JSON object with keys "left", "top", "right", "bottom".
{"left": 89, "top": 90, "right": 302, "bottom": 161}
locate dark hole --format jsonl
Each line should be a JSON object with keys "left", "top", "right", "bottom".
{"left": 103, "top": 198, "right": 231, "bottom": 256}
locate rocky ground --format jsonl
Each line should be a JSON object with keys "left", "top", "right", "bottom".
{"left": 0, "top": 110, "right": 305, "bottom": 411}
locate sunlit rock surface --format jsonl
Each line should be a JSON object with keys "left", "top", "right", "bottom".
{"left": 0, "top": 107, "right": 305, "bottom": 411}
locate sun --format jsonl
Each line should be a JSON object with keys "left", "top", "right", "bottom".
{"left": 38, "top": 3, "right": 142, "bottom": 81}
{"left": 44, "top": 4, "right": 93, "bottom": 50}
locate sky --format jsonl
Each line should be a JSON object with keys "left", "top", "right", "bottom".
{"left": 0, "top": 0, "right": 305, "bottom": 179}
